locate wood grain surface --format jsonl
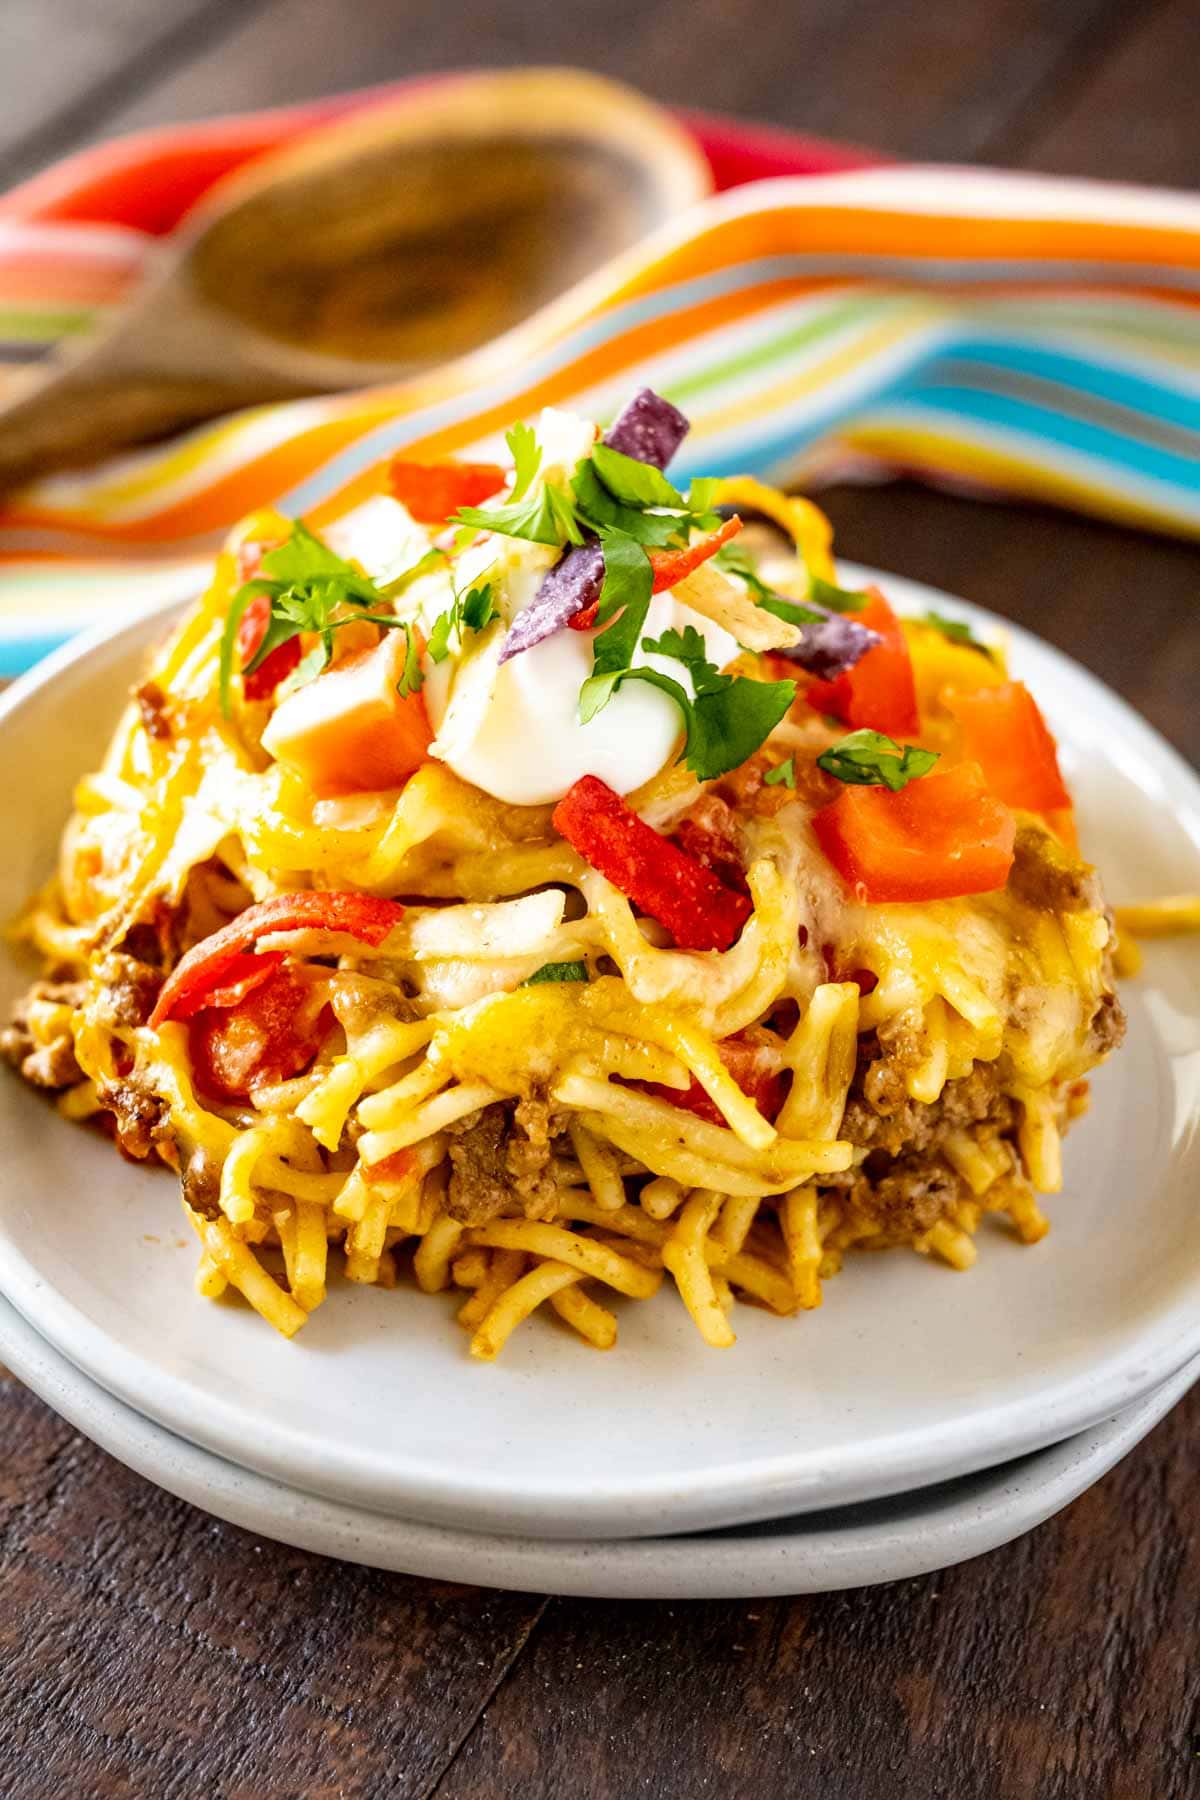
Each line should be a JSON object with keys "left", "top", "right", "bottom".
{"left": 2, "top": 3, "right": 1198, "bottom": 1795}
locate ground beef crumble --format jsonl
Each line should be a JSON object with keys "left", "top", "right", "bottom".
{"left": 180, "top": 1144, "right": 222, "bottom": 1217}
{"left": 90, "top": 951, "right": 163, "bottom": 1030}
{"left": 824, "top": 1053, "right": 1020, "bottom": 1237}
{"left": 445, "top": 1095, "right": 566, "bottom": 1226}
{"left": 1007, "top": 822, "right": 1104, "bottom": 914}
{"left": 1086, "top": 989, "right": 1125, "bottom": 1060}
{"left": 842, "top": 1055, "right": 1015, "bottom": 1160}
{"left": 96, "top": 1074, "right": 175, "bottom": 1163}
{"left": 822, "top": 1151, "right": 967, "bottom": 1236}
{"left": 0, "top": 978, "right": 85, "bottom": 1089}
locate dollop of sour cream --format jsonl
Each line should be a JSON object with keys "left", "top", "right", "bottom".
{"left": 424, "top": 585, "right": 738, "bottom": 806}
{"left": 323, "top": 411, "right": 740, "bottom": 807}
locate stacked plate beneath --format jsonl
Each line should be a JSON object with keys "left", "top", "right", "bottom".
{"left": 2, "top": 1295, "right": 1196, "bottom": 1598}
{"left": 1, "top": 570, "right": 1198, "bottom": 1595}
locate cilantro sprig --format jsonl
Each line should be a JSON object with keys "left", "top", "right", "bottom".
{"left": 757, "top": 591, "right": 828, "bottom": 629}
{"left": 219, "top": 521, "right": 428, "bottom": 715}
{"left": 427, "top": 582, "right": 498, "bottom": 664}
{"left": 716, "top": 538, "right": 868, "bottom": 628}
{"left": 449, "top": 423, "right": 577, "bottom": 545}
{"left": 758, "top": 576, "right": 870, "bottom": 628}
{"left": 453, "top": 480, "right": 585, "bottom": 549}
{"left": 453, "top": 425, "right": 720, "bottom": 557}
{"left": 817, "top": 729, "right": 938, "bottom": 792}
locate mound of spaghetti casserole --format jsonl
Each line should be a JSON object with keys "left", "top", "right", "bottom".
{"left": 4, "top": 389, "right": 1126, "bottom": 1357}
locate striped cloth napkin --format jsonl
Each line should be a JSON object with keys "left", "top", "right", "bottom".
{"left": 0, "top": 75, "right": 1197, "bottom": 675}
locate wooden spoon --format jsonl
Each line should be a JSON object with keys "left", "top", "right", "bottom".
{"left": 0, "top": 68, "right": 710, "bottom": 491}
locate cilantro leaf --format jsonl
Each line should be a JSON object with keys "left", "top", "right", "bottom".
{"left": 590, "top": 443, "right": 686, "bottom": 511}
{"left": 570, "top": 457, "right": 687, "bottom": 548}
{"left": 642, "top": 624, "right": 725, "bottom": 696}
{"left": 460, "top": 584, "right": 497, "bottom": 632}
{"left": 521, "top": 960, "right": 589, "bottom": 986}
{"left": 455, "top": 425, "right": 709, "bottom": 558}
{"left": 921, "top": 611, "right": 997, "bottom": 661}
{"left": 453, "top": 481, "right": 584, "bottom": 548}
{"left": 428, "top": 582, "right": 498, "bottom": 665}
{"left": 757, "top": 592, "right": 827, "bottom": 629}
{"left": 219, "top": 521, "right": 410, "bottom": 715}
{"left": 578, "top": 532, "right": 654, "bottom": 723}
{"left": 679, "top": 674, "right": 796, "bottom": 782}
{"left": 256, "top": 520, "right": 381, "bottom": 603}
{"left": 426, "top": 609, "right": 454, "bottom": 665}
{"left": 763, "top": 755, "right": 796, "bottom": 788}
{"left": 809, "top": 575, "right": 869, "bottom": 613}
{"left": 618, "top": 661, "right": 795, "bottom": 783}
{"left": 506, "top": 421, "right": 541, "bottom": 502}
{"left": 817, "top": 729, "right": 938, "bottom": 792}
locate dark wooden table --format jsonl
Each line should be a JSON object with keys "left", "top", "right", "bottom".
{"left": 2, "top": 4, "right": 1198, "bottom": 1795}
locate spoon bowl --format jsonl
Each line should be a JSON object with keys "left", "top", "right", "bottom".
{"left": 0, "top": 69, "right": 710, "bottom": 490}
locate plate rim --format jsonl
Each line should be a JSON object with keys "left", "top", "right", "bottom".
{"left": 1, "top": 564, "right": 1198, "bottom": 1539}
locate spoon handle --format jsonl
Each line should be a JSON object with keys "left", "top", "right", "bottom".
{"left": 0, "top": 370, "right": 268, "bottom": 494}
{"left": 0, "top": 280, "right": 313, "bottom": 494}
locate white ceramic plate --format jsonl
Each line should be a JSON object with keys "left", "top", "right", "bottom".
{"left": 2, "top": 1290, "right": 1195, "bottom": 1598}
{"left": 1, "top": 567, "right": 1198, "bottom": 1542}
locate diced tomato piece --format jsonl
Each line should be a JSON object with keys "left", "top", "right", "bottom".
{"left": 552, "top": 775, "right": 751, "bottom": 953}
{"left": 805, "top": 588, "right": 920, "bottom": 737}
{"left": 647, "top": 515, "right": 742, "bottom": 594}
{"left": 261, "top": 630, "right": 432, "bottom": 796}
{"left": 812, "top": 762, "right": 1015, "bottom": 903}
{"left": 189, "top": 963, "right": 331, "bottom": 1103}
{"left": 235, "top": 589, "right": 303, "bottom": 701}
{"left": 387, "top": 457, "right": 507, "bottom": 524}
{"left": 168, "top": 949, "right": 285, "bottom": 1021}
{"left": 637, "top": 1032, "right": 786, "bottom": 1127}
{"left": 151, "top": 891, "right": 405, "bottom": 1027}
{"left": 946, "top": 681, "right": 1071, "bottom": 814}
